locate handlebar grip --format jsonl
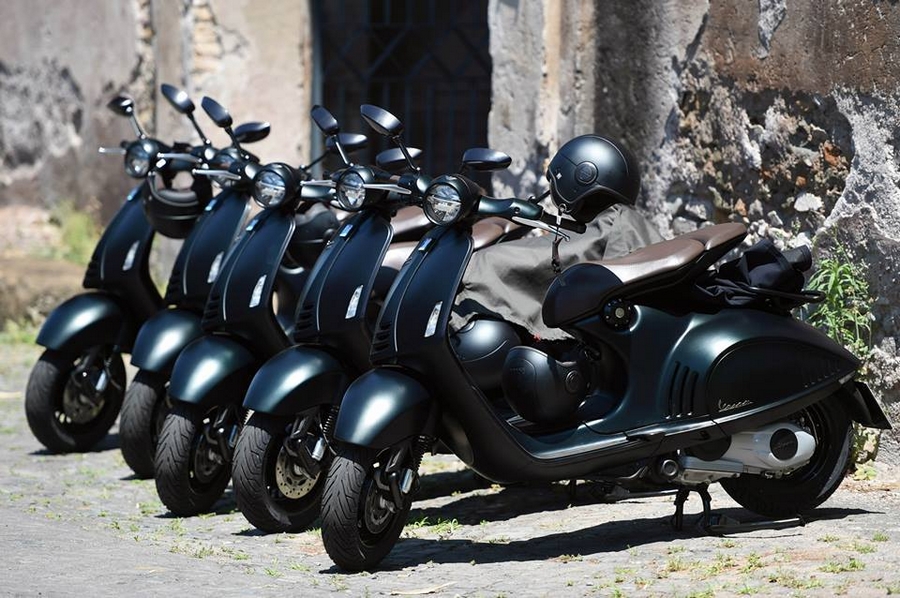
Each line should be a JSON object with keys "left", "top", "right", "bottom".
{"left": 783, "top": 245, "right": 812, "bottom": 272}
{"left": 540, "top": 212, "right": 587, "bottom": 234}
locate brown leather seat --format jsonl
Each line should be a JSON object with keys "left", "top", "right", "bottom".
{"left": 542, "top": 223, "right": 747, "bottom": 327}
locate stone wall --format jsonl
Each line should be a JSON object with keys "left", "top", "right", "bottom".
{"left": 0, "top": 0, "right": 314, "bottom": 219}
{"left": 488, "top": 0, "right": 900, "bottom": 415}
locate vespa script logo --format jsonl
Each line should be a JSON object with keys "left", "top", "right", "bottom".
{"left": 717, "top": 398, "right": 753, "bottom": 413}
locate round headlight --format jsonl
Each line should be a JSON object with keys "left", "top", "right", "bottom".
{"left": 124, "top": 143, "right": 152, "bottom": 178}
{"left": 254, "top": 170, "right": 288, "bottom": 208}
{"left": 423, "top": 183, "right": 462, "bottom": 225}
{"left": 337, "top": 171, "right": 367, "bottom": 210}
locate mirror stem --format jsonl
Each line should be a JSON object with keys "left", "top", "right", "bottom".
{"left": 224, "top": 126, "right": 245, "bottom": 154}
{"left": 332, "top": 136, "right": 352, "bottom": 166}
{"left": 128, "top": 114, "right": 147, "bottom": 139}
{"left": 187, "top": 114, "right": 211, "bottom": 146}
{"left": 394, "top": 137, "right": 419, "bottom": 172}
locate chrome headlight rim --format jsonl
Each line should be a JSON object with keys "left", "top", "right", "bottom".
{"left": 252, "top": 163, "right": 299, "bottom": 210}
{"left": 336, "top": 169, "right": 368, "bottom": 211}
{"left": 124, "top": 140, "right": 154, "bottom": 179}
{"left": 423, "top": 178, "right": 468, "bottom": 226}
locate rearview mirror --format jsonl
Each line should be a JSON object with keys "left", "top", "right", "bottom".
{"left": 107, "top": 95, "right": 135, "bottom": 117}
{"left": 326, "top": 133, "right": 368, "bottom": 154}
{"left": 461, "top": 148, "right": 512, "bottom": 172}
{"left": 376, "top": 147, "right": 423, "bottom": 172}
{"left": 161, "top": 83, "right": 195, "bottom": 114}
{"left": 234, "top": 121, "right": 271, "bottom": 144}
{"left": 311, "top": 105, "right": 340, "bottom": 136}
{"left": 360, "top": 104, "right": 403, "bottom": 137}
{"left": 201, "top": 96, "right": 233, "bottom": 128}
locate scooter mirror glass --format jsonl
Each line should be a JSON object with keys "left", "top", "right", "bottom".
{"left": 160, "top": 83, "right": 195, "bottom": 114}
{"left": 360, "top": 104, "right": 403, "bottom": 137}
{"left": 376, "top": 147, "right": 423, "bottom": 171}
{"left": 201, "top": 96, "right": 233, "bottom": 128}
{"left": 234, "top": 121, "right": 271, "bottom": 144}
{"left": 326, "top": 133, "right": 368, "bottom": 154}
{"left": 461, "top": 148, "right": 512, "bottom": 172}
{"left": 311, "top": 105, "right": 340, "bottom": 136}
{"left": 107, "top": 95, "right": 135, "bottom": 117}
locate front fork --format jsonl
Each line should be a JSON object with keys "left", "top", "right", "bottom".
{"left": 282, "top": 405, "right": 340, "bottom": 479}
{"left": 375, "top": 435, "right": 432, "bottom": 513}
{"left": 69, "top": 346, "right": 122, "bottom": 414}
{"left": 202, "top": 405, "right": 242, "bottom": 463}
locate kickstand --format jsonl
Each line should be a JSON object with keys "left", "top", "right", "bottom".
{"left": 671, "top": 485, "right": 713, "bottom": 531}
{"left": 671, "top": 485, "right": 806, "bottom": 535}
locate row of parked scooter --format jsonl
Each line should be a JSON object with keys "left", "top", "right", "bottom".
{"left": 24, "top": 83, "right": 891, "bottom": 571}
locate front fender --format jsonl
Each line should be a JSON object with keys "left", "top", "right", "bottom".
{"left": 36, "top": 292, "right": 133, "bottom": 352}
{"left": 335, "top": 369, "right": 435, "bottom": 450}
{"left": 130, "top": 309, "right": 202, "bottom": 374}
{"left": 243, "top": 346, "right": 349, "bottom": 416}
{"left": 168, "top": 335, "right": 258, "bottom": 408}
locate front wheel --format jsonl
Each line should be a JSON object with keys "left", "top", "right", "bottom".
{"left": 154, "top": 403, "right": 233, "bottom": 516}
{"left": 119, "top": 371, "right": 169, "bottom": 479}
{"left": 321, "top": 445, "right": 412, "bottom": 571}
{"left": 232, "top": 413, "right": 327, "bottom": 533}
{"left": 720, "top": 396, "right": 853, "bottom": 518}
{"left": 25, "top": 347, "right": 126, "bottom": 453}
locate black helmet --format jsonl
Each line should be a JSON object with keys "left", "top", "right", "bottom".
{"left": 144, "top": 174, "right": 211, "bottom": 239}
{"left": 545, "top": 134, "right": 641, "bottom": 223}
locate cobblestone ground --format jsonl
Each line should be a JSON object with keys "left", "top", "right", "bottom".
{"left": 2, "top": 342, "right": 900, "bottom": 597}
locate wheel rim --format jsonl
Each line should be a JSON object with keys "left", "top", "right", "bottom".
{"left": 273, "top": 446, "right": 319, "bottom": 500}
{"left": 358, "top": 460, "right": 400, "bottom": 542}
{"left": 191, "top": 415, "right": 227, "bottom": 487}
{"left": 57, "top": 349, "right": 121, "bottom": 426}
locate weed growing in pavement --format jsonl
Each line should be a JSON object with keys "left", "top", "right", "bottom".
{"left": 766, "top": 569, "right": 823, "bottom": 590}
{"left": 818, "top": 534, "right": 840, "bottom": 543}
{"left": 741, "top": 552, "right": 764, "bottom": 573}
{"left": 873, "top": 532, "right": 890, "bottom": 542}
{"left": 737, "top": 584, "right": 760, "bottom": 595}
{"left": 820, "top": 558, "right": 865, "bottom": 573}
{"left": 852, "top": 541, "right": 876, "bottom": 554}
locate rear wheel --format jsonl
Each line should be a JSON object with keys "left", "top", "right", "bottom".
{"left": 154, "top": 403, "right": 233, "bottom": 516}
{"left": 25, "top": 347, "right": 125, "bottom": 453}
{"left": 720, "top": 396, "right": 852, "bottom": 518}
{"left": 233, "top": 413, "right": 326, "bottom": 533}
{"left": 120, "top": 371, "right": 169, "bottom": 479}
{"left": 321, "top": 445, "right": 412, "bottom": 571}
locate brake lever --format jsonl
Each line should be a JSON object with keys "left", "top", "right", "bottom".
{"left": 363, "top": 183, "right": 412, "bottom": 195}
{"left": 510, "top": 216, "right": 571, "bottom": 241}
{"left": 158, "top": 152, "right": 203, "bottom": 163}
{"left": 192, "top": 168, "right": 241, "bottom": 181}
{"left": 301, "top": 179, "right": 337, "bottom": 187}
{"left": 98, "top": 147, "right": 126, "bottom": 155}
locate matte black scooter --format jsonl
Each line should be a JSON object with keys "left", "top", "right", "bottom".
{"left": 151, "top": 102, "right": 371, "bottom": 516}
{"left": 320, "top": 132, "right": 891, "bottom": 571}
{"left": 25, "top": 90, "right": 216, "bottom": 453}
{"left": 118, "top": 89, "right": 275, "bottom": 478}
{"left": 231, "top": 105, "right": 523, "bottom": 532}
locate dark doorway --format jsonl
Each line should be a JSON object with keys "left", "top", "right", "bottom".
{"left": 314, "top": 0, "right": 492, "bottom": 176}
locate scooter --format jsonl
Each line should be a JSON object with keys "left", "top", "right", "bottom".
{"left": 24, "top": 88, "right": 217, "bottom": 453}
{"left": 319, "top": 124, "right": 891, "bottom": 570}
{"left": 151, "top": 102, "right": 373, "bottom": 516}
{"left": 118, "top": 88, "right": 274, "bottom": 478}
{"left": 231, "top": 104, "right": 523, "bottom": 532}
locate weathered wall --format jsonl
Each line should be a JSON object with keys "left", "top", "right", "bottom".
{"left": 0, "top": 0, "right": 314, "bottom": 219}
{"left": 489, "top": 0, "right": 900, "bottom": 415}
{"left": 0, "top": 1, "right": 146, "bottom": 219}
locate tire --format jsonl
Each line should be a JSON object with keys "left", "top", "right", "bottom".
{"left": 25, "top": 348, "right": 126, "bottom": 453}
{"left": 321, "top": 445, "right": 411, "bottom": 571}
{"left": 720, "top": 396, "right": 853, "bottom": 518}
{"left": 154, "top": 403, "right": 231, "bottom": 516}
{"left": 232, "top": 413, "right": 326, "bottom": 533}
{"left": 119, "top": 371, "right": 168, "bottom": 479}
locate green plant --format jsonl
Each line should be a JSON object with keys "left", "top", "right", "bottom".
{"left": 801, "top": 244, "right": 873, "bottom": 366}
{"left": 48, "top": 200, "right": 100, "bottom": 265}
{"left": 0, "top": 320, "right": 38, "bottom": 345}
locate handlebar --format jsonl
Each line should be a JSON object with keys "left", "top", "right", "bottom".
{"left": 192, "top": 168, "right": 241, "bottom": 181}
{"left": 98, "top": 146, "right": 126, "bottom": 155}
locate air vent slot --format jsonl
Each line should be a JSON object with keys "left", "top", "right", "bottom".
{"left": 667, "top": 361, "right": 699, "bottom": 419}
{"left": 201, "top": 288, "right": 222, "bottom": 330}
{"left": 370, "top": 320, "right": 393, "bottom": 355}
